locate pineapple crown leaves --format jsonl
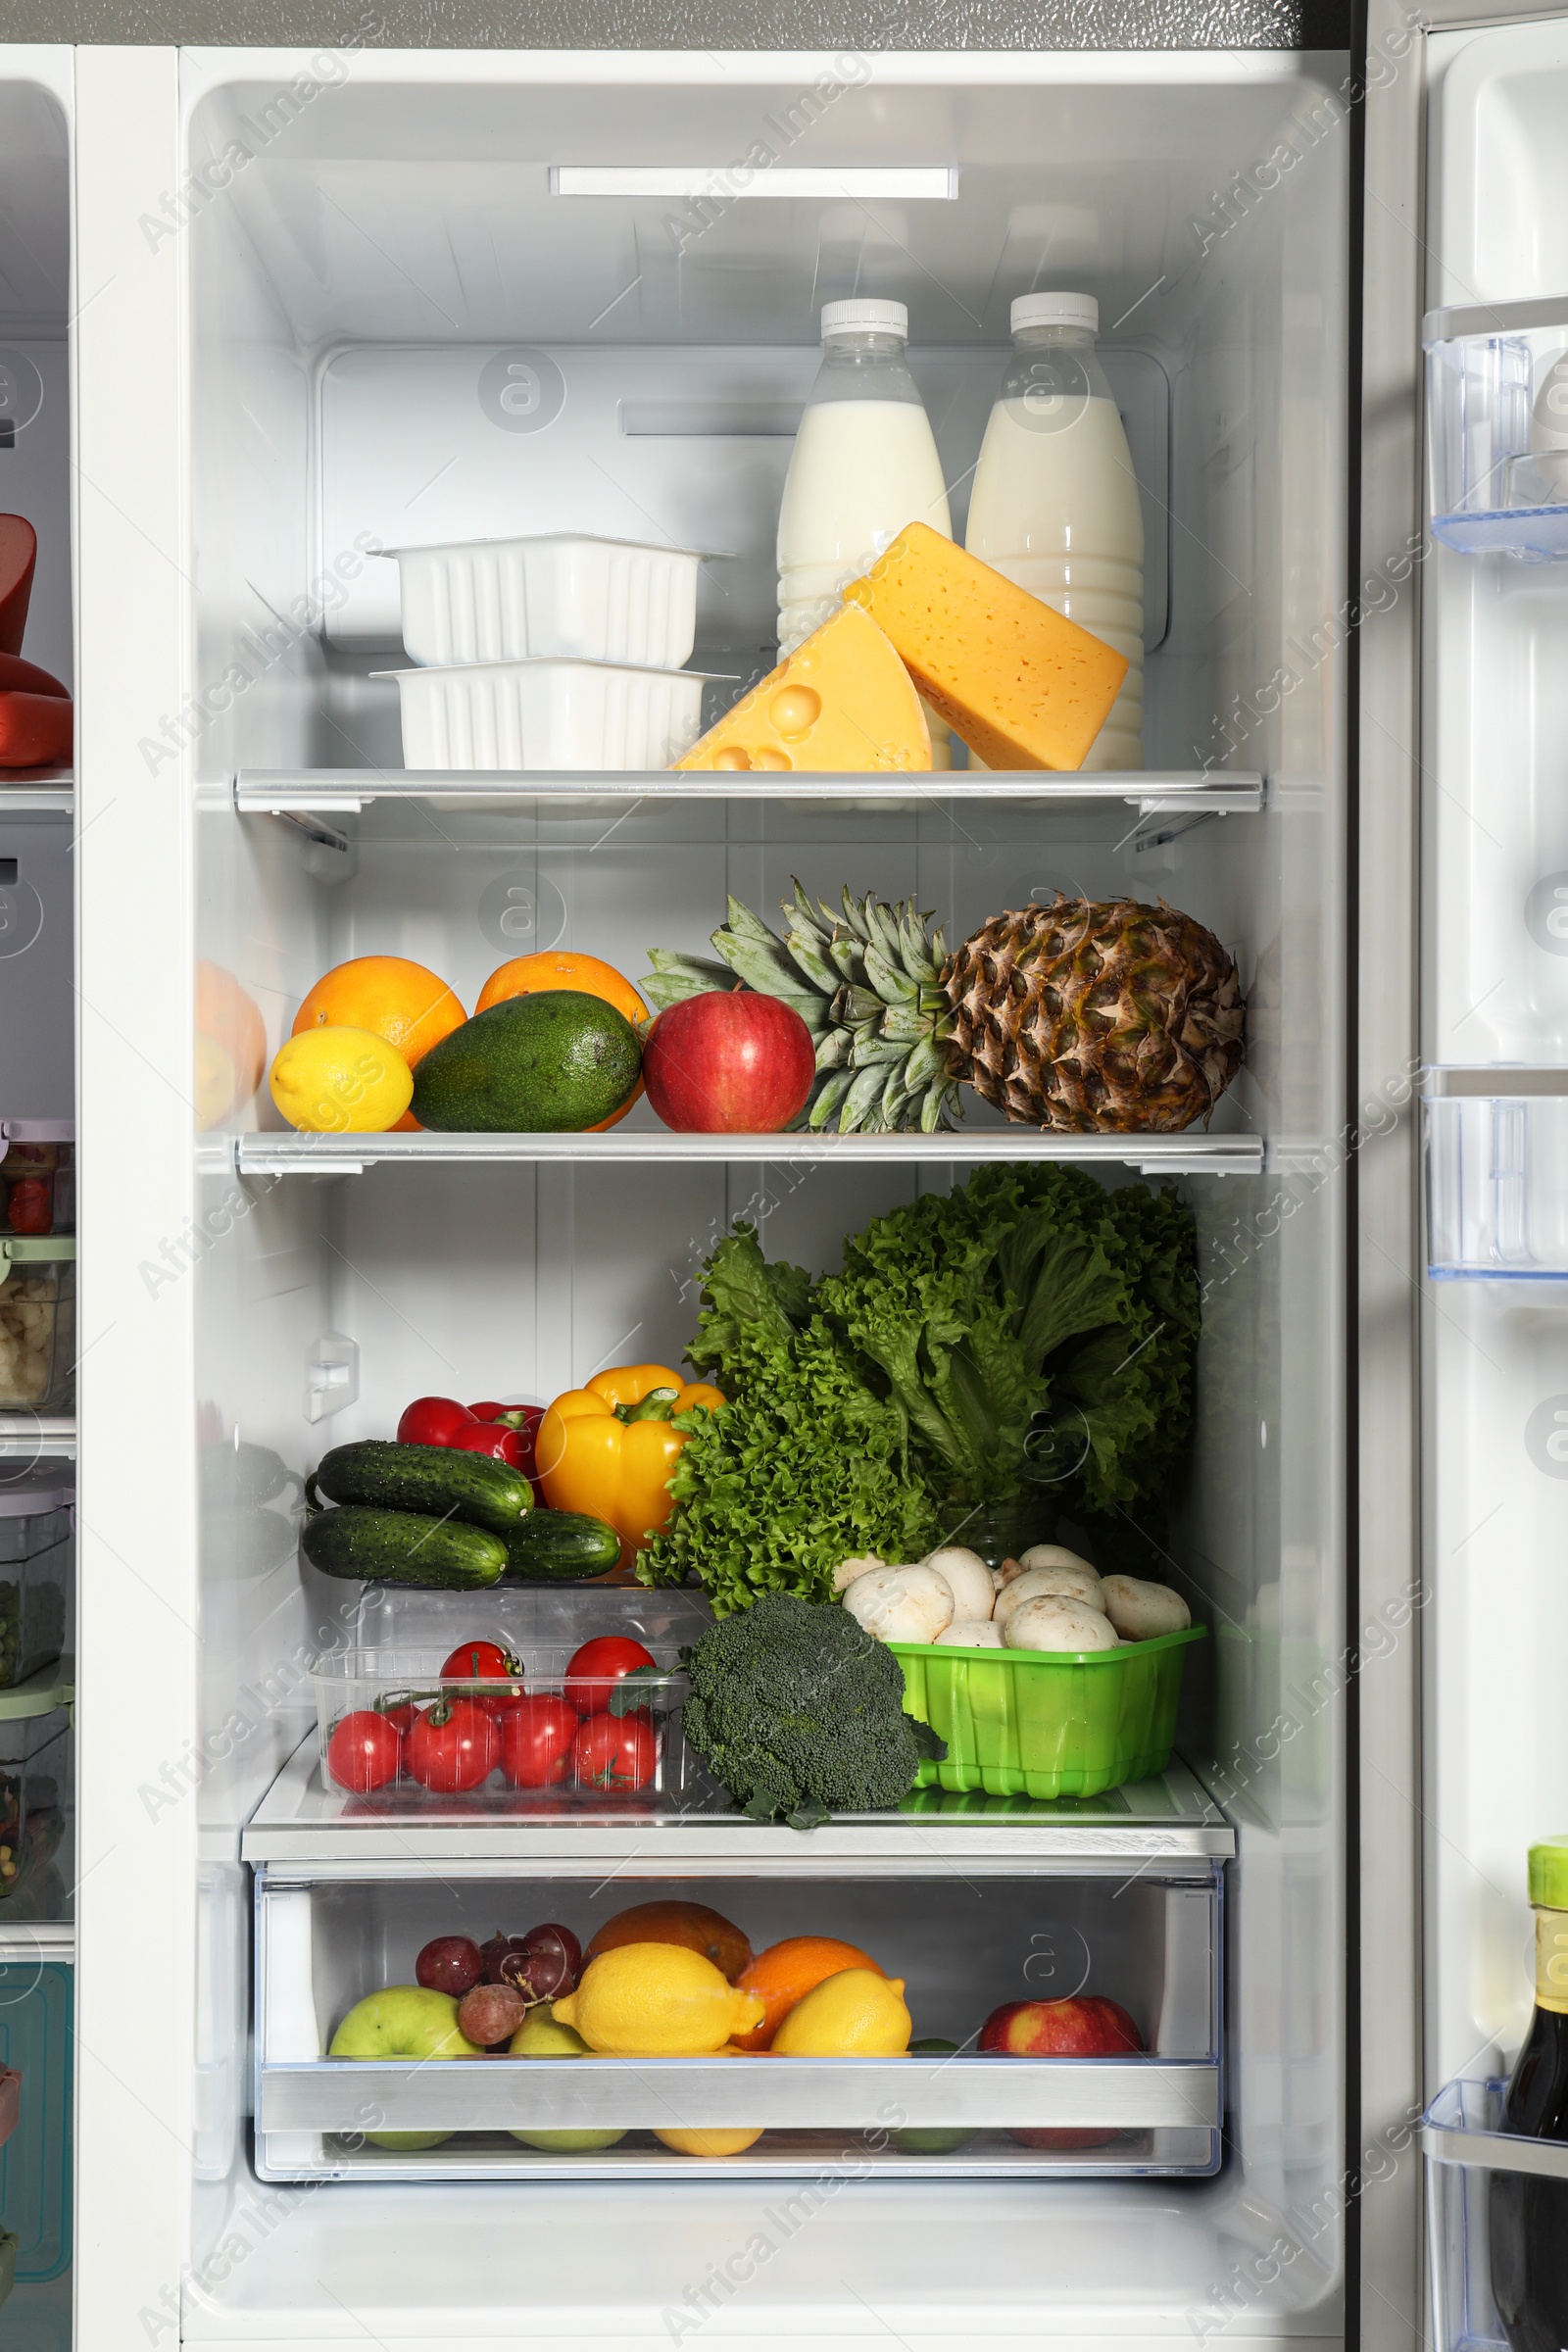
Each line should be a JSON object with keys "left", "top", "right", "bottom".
{"left": 640, "top": 882, "right": 961, "bottom": 1136}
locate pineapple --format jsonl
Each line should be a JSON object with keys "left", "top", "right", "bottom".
{"left": 644, "top": 886, "right": 1245, "bottom": 1137}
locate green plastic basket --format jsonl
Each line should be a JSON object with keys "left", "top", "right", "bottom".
{"left": 892, "top": 1625, "right": 1206, "bottom": 1799}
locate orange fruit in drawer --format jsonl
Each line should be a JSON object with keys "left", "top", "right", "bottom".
{"left": 477, "top": 953, "right": 649, "bottom": 1133}
{"left": 293, "top": 956, "right": 466, "bottom": 1134}
{"left": 730, "top": 1936, "right": 885, "bottom": 2052}
{"left": 585, "top": 1899, "right": 752, "bottom": 1984}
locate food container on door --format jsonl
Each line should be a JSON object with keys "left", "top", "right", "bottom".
{"left": 373, "top": 656, "right": 717, "bottom": 771}
{"left": 312, "top": 1646, "right": 694, "bottom": 1806}
{"left": 1423, "top": 2076, "right": 1568, "bottom": 2352}
{"left": 1425, "top": 298, "right": 1568, "bottom": 558}
{"left": 0, "top": 1125, "right": 73, "bottom": 1240}
{"left": 0, "top": 1961, "right": 73, "bottom": 2281}
{"left": 0, "top": 1483, "right": 70, "bottom": 1690}
{"left": 1423, "top": 1074, "right": 1568, "bottom": 1277}
{"left": 0, "top": 1707, "right": 69, "bottom": 1907}
{"left": 380, "top": 534, "right": 715, "bottom": 669}
{"left": 0, "top": 1242, "right": 74, "bottom": 1415}
{"left": 891, "top": 1625, "right": 1205, "bottom": 1799}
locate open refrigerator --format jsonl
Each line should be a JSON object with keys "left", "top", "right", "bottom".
{"left": 0, "top": 5, "right": 1532, "bottom": 2347}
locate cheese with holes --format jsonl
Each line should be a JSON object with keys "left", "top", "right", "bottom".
{"left": 843, "top": 521, "right": 1128, "bottom": 772}
{"left": 674, "top": 604, "right": 931, "bottom": 774}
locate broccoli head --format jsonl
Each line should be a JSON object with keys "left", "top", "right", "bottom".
{"left": 680, "top": 1593, "right": 943, "bottom": 1829}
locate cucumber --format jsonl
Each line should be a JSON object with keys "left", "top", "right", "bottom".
{"left": 500, "top": 1510, "right": 622, "bottom": 1583}
{"left": 303, "top": 1506, "right": 505, "bottom": 1589}
{"left": 310, "top": 1440, "right": 531, "bottom": 1532}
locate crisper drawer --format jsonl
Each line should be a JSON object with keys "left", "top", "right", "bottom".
{"left": 254, "top": 1861, "right": 1223, "bottom": 2182}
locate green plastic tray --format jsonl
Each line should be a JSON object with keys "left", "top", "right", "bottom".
{"left": 892, "top": 1624, "right": 1206, "bottom": 1799}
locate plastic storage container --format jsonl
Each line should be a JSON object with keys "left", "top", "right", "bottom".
{"left": 0, "top": 1709, "right": 69, "bottom": 1907}
{"left": 0, "top": 1963, "right": 72, "bottom": 2283}
{"left": 312, "top": 1646, "right": 693, "bottom": 1805}
{"left": 374, "top": 656, "right": 713, "bottom": 771}
{"left": 0, "top": 1127, "right": 73, "bottom": 1240}
{"left": 0, "top": 1243, "right": 74, "bottom": 1414}
{"left": 380, "top": 534, "right": 710, "bottom": 669}
{"left": 1425, "top": 297, "right": 1568, "bottom": 559}
{"left": 892, "top": 1626, "right": 1205, "bottom": 1799}
{"left": 1423, "top": 1075, "right": 1568, "bottom": 1277}
{"left": 1424, "top": 2076, "right": 1568, "bottom": 2352}
{"left": 0, "top": 1483, "right": 69, "bottom": 1690}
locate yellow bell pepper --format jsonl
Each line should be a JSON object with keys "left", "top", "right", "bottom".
{"left": 537, "top": 1362, "right": 724, "bottom": 1554}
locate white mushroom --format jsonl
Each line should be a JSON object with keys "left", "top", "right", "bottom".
{"left": 920, "top": 1545, "right": 995, "bottom": 1624}
{"left": 832, "top": 1552, "right": 891, "bottom": 1594}
{"left": 1018, "top": 1544, "right": 1100, "bottom": 1578}
{"left": 1004, "top": 1596, "right": 1120, "bottom": 1653}
{"left": 841, "top": 1564, "right": 955, "bottom": 1646}
{"left": 934, "top": 1618, "right": 1004, "bottom": 1647}
{"left": 1100, "top": 1575, "right": 1191, "bottom": 1642}
{"left": 994, "top": 1562, "right": 1105, "bottom": 1626}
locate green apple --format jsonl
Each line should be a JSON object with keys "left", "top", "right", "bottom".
{"left": 509, "top": 2128, "right": 625, "bottom": 2151}
{"left": 507, "top": 2001, "right": 623, "bottom": 2149}
{"left": 890, "top": 2038, "right": 977, "bottom": 2155}
{"left": 329, "top": 1984, "right": 481, "bottom": 2152}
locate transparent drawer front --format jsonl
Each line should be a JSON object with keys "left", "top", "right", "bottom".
{"left": 1424, "top": 2078, "right": 1568, "bottom": 2352}
{"left": 1426, "top": 302, "right": 1568, "bottom": 559}
{"left": 1424, "top": 1093, "right": 1568, "bottom": 1277}
{"left": 255, "top": 1864, "right": 1222, "bottom": 2182}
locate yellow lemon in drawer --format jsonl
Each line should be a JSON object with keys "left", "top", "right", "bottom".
{"left": 655, "top": 2127, "right": 764, "bottom": 2157}
{"left": 269, "top": 1026, "right": 414, "bottom": 1133}
{"left": 552, "top": 1942, "right": 765, "bottom": 2057}
{"left": 769, "top": 1969, "right": 910, "bottom": 2057}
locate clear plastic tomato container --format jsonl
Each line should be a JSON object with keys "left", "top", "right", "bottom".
{"left": 312, "top": 1646, "right": 694, "bottom": 1806}
{"left": 0, "top": 1480, "right": 71, "bottom": 1690}
{"left": 0, "top": 1122, "right": 74, "bottom": 1239}
{"left": 0, "top": 1240, "right": 74, "bottom": 1414}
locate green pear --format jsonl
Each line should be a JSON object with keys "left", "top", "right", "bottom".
{"left": 507, "top": 2001, "right": 623, "bottom": 2149}
{"left": 889, "top": 2038, "right": 976, "bottom": 2155}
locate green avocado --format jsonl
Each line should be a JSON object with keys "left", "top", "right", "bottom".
{"left": 411, "top": 992, "right": 643, "bottom": 1133}
{"left": 890, "top": 2038, "right": 977, "bottom": 2155}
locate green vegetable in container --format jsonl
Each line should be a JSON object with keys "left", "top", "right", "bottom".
{"left": 679, "top": 1592, "right": 945, "bottom": 1829}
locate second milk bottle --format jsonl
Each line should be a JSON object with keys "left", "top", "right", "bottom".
{"left": 966, "top": 292, "right": 1145, "bottom": 769}
{"left": 776, "top": 297, "right": 955, "bottom": 764}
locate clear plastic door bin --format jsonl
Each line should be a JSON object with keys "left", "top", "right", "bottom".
{"left": 1426, "top": 298, "right": 1568, "bottom": 559}
{"left": 1424, "top": 1078, "right": 1568, "bottom": 1277}
{"left": 1424, "top": 2077, "right": 1568, "bottom": 2352}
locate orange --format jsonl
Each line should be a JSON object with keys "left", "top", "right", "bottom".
{"left": 195, "top": 958, "right": 267, "bottom": 1123}
{"left": 585, "top": 1900, "right": 752, "bottom": 1984}
{"left": 729, "top": 1936, "right": 885, "bottom": 2053}
{"left": 292, "top": 956, "right": 466, "bottom": 1135}
{"left": 476, "top": 954, "right": 648, "bottom": 1132}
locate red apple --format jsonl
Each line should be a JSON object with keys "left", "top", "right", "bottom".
{"left": 643, "top": 992, "right": 815, "bottom": 1134}
{"left": 978, "top": 1993, "right": 1143, "bottom": 2150}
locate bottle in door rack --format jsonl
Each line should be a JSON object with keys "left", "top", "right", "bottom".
{"left": 1490, "top": 1836, "right": 1568, "bottom": 2352}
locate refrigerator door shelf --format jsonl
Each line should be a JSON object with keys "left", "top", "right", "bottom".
{"left": 1426, "top": 301, "right": 1568, "bottom": 561}
{"left": 1424, "top": 1082, "right": 1568, "bottom": 1276}
{"left": 1424, "top": 2077, "right": 1568, "bottom": 2352}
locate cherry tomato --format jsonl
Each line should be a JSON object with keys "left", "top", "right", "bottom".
{"left": 439, "top": 1639, "right": 523, "bottom": 1715}
{"left": 405, "top": 1697, "right": 499, "bottom": 1792}
{"left": 564, "top": 1636, "right": 656, "bottom": 1714}
{"left": 497, "top": 1694, "right": 581, "bottom": 1788}
{"left": 326, "top": 1708, "right": 404, "bottom": 1792}
{"left": 446, "top": 1422, "right": 528, "bottom": 1470}
{"left": 377, "top": 1699, "right": 420, "bottom": 1739}
{"left": 5, "top": 1179, "right": 52, "bottom": 1236}
{"left": 397, "top": 1396, "right": 477, "bottom": 1447}
{"left": 571, "top": 1711, "right": 659, "bottom": 1791}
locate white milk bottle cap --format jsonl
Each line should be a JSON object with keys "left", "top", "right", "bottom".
{"left": 1011, "top": 292, "right": 1100, "bottom": 334}
{"left": 821, "top": 298, "right": 908, "bottom": 339}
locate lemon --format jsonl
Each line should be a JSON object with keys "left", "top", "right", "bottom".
{"left": 655, "top": 2126, "right": 764, "bottom": 2157}
{"left": 769, "top": 1968, "right": 910, "bottom": 2056}
{"left": 269, "top": 1026, "right": 414, "bottom": 1133}
{"left": 551, "top": 1942, "right": 766, "bottom": 2057}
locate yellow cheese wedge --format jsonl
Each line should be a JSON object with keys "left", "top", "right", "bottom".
{"left": 674, "top": 604, "right": 931, "bottom": 773}
{"left": 843, "top": 520, "right": 1129, "bottom": 772}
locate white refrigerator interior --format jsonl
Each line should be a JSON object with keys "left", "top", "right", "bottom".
{"left": 1423, "top": 17, "right": 1568, "bottom": 2092}
{"left": 76, "top": 41, "right": 1348, "bottom": 2347}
